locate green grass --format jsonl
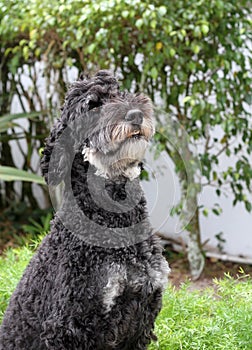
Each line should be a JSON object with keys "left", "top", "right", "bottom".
{"left": 0, "top": 238, "right": 41, "bottom": 321}
{"left": 150, "top": 276, "right": 252, "bottom": 349}
{"left": 0, "top": 242, "right": 252, "bottom": 349}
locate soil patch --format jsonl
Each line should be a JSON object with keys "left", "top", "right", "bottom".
{"left": 165, "top": 248, "right": 252, "bottom": 290}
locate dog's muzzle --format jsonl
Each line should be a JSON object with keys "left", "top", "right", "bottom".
{"left": 125, "top": 109, "right": 147, "bottom": 140}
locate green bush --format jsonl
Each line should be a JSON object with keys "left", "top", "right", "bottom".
{"left": 0, "top": 239, "right": 251, "bottom": 349}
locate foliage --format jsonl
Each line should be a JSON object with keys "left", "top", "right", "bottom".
{"left": 21, "top": 213, "right": 52, "bottom": 236}
{"left": 0, "top": 166, "right": 45, "bottom": 184}
{"left": 0, "top": 112, "right": 43, "bottom": 133}
{"left": 0, "top": 238, "right": 251, "bottom": 349}
{"left": 0, "top": 112, "right": 46, "bottom": 188}
{"left": 1, "top": 0, "right": 251, "bottom": 275}
{"left": 0, "top": 206, "right": 52, "bottom": 250}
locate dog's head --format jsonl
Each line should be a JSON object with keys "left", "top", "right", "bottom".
{"left": 41, "top": 70, "right": 155, "bottom": 184}
{"left": 83, "top": 91, "right": 155, "bottom": 180}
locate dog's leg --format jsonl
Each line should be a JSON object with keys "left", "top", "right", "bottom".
{"left": 125, "top": 289, "right": 163, "bottom": 350}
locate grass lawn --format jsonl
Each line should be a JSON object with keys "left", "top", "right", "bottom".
{"left": 0, "top": 242, "right": 252, "bottom": 349}
{"left": 150, "top": 276, "right": 252, "bottom": 349}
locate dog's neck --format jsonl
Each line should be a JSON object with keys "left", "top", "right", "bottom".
{"left": 57, "top": 152, "right": 151, "bottom": 247}
{"left": 75, "top": 160, "right": 144, "bottom": 206}
{"left": 71, "top": 152, "right": 147, "bottom": 218}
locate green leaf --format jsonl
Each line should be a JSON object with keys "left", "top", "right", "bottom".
{"left": 201, "top": 24, "right": 209, "bottom": 35}
{"left": 140, "top": 169, "right": 149, "bottom": 181}
{"left": 0, "top": 166, "right": 45, "bottom": 185}
{"left": 245, "top": 94, "right": 252, "bottom": 105}
{"left": 150, "top": 20, "right": 157, "bottom": 29}
{"left": 76, "top": 28, "right": 83, "bottom": 41}
{"left": 226, "top": 149, "right": 231, "bottom": 157}
{"left": 193, "top": 26, "right": 202, "bottom": 38}
{"left": 169, "top": 48, "right": 176, "bottom": 57}
{"left": 87, "top": 43, "right": 96, "bottom": 54}
{"left": 22, "top": 46, "right": 29, "bottom": 60}
{"left": 121, "top": 10, "right": 129, "bottom": 18}
{"left": 213, "top": 171, "right": 218, "bottom": 181}
{"left": 150, "top": 67, "right": 158, "bottom": 80}
{"left": 158, "top": 6, "right": 167, "bottom": 16}
{"left": 202, "top": 208, "right": 209, "bottom": 217}
{"left": 245, "top": 201, "right": 252, "bottom": 212}
{"left": 183, "top": 96, "right": 192, "bottom": 104}
{"left": 0, "top": 112, "right": 43, "bottom": 132}
{"left": 191, "top": 43, "right": 201, "bottom": 54}
{"left": 135, "top": 18, "right": 143, "bottom": 29}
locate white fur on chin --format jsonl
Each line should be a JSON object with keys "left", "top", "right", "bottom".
{"left": 82, "top": 145, "right": 141, "bottom": 181}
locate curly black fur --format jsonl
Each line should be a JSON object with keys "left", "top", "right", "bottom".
{"left": 0, "top": 71, "right": 170, "bottom": 350}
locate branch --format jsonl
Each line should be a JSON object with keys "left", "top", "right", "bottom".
{"left": 214, "top": 137, "right": 237, "bottom": 159}
{"left": 76, "top": 47, "right": 86, "bottom": 70}
{"left": 184, "top": 72, "right": 191, "bottom": 117}
{"left": 30, "top": 64, "right": 44, "bottom": 111}
{"left": 214, "top": 142, "right": 229, "bottom": 158}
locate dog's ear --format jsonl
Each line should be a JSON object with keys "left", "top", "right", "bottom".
{"left": 40, "top": 111, "right": 73, "bottom": 185}
{"left": 40, "top": 75, "right": 91, "bottom": 185}
{"left": 41, "top": 70, "right": 120, "bottom": 185}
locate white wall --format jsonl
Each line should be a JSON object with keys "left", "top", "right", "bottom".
{"left": 142, "top": 149, "right": 252, "bottom": 259}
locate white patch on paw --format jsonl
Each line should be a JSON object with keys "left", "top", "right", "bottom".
{"left": 148, "top": 259, "right": 170, "bottom": 291}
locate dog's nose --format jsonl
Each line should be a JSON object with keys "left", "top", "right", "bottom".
{"left": 125, "top": 109, "right": 143, "bottom": 125}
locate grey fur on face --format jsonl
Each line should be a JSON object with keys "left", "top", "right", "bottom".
{"left": 82, "top": 96, "right": 155, "bottom": 180}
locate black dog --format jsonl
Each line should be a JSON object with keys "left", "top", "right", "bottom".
{"left": 0, "top": 70, "right": 170, "bottom": 350}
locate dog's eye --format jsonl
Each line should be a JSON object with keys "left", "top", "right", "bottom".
{"left": 86, "top": 94, "right": 102, "bottom": 111}
{"left": 88, "top": 100, "right": 101, "bottom": 111}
